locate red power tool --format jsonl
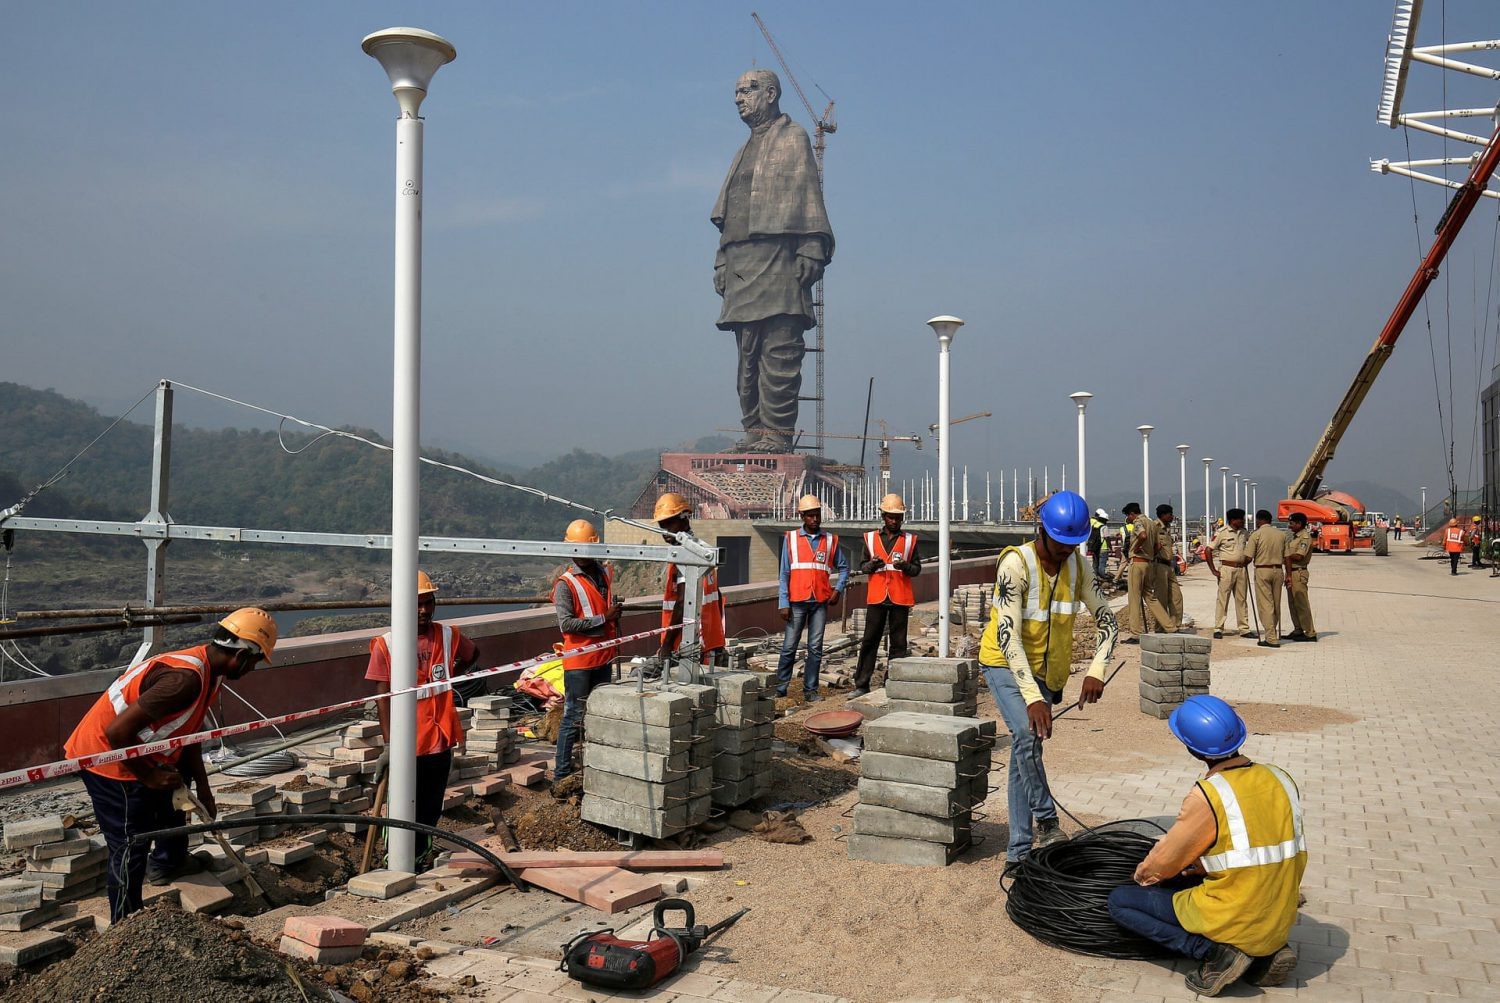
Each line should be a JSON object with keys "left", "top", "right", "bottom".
{"left": 560, "top": 898, "right": 750, "bottom": 990}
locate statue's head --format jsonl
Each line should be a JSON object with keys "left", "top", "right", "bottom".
{"left": 735, "top": 69, "right": 781, "bottom": 127}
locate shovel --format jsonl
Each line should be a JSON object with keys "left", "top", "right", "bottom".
{"left": 172, "top": 786, "right": 271, "bottom": 907}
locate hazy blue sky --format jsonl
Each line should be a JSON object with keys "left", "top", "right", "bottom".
{"left": 4, "top": 2, "right": 1499, "bottom": 514}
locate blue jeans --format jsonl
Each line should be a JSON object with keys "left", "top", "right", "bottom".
{"left": 555, "top": 666, "right": 612, "bottom": 779}
{"left": 80, "top": 768, "right": 188, "bottom": 922}
{"left": 1107, "top": 883, "right": 1213, "bottom": 960}
{"left": 983, "top": 664, "right": 1059, "bottom": 861}
{"left": 1093, "top": 549, "right": 1107, "bottom": 579}
{"left": 776, "top": 601, "right": 828, "bottom": 695}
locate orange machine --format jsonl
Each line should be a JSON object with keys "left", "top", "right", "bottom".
{"left": 1277, "top": 491, "right": 1381, "bottom": 555}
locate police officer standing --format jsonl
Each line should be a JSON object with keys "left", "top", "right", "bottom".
{"left": 1244, "top": 510, "right": 1287, "bottom": 648}
{"left": 1205, "top": 509, "right": 1252, "bottom": 640}
{"left": 1122, "top": 503, "right": 1173, "bottom": 642}
{"left": 1283, "top": 513, "right": 1317, "bottom": 643}
{"left": 1156, "top": 504, "right": 1184, "bottom": 633}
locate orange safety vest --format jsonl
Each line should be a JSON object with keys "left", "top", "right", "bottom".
{"left": 662, "top": 565, "right": 726, "bottom": 656}
{"left": 65, "top": 646, "right": 220, "bottom": 783}
{"left": 370, "top": 624, "right": 465, "bottom": 756}
{"left": 865, "top": 530, "right": 917, "bottom": 607}
{"left": 786, "top": 530, "right": 839, "bottom": 604}
{"left": 1444, "top": 527, "right": 1465, "bottom": 553}
{"left": 559, "top": 566, "right": 617, "bottom": 670}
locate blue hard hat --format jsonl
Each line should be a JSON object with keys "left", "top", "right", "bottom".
{"left": 1168, "top": 695, "right": 1247, "bottom": 758}
{"left": 1038, "top": 491, "right": 1091, "bottom": 546}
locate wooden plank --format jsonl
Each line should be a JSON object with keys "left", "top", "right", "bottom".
{"left": 517, "top": 864, "right": 662, "bottom": 915}
{"left": 441, "top": 848, "right": 724, "bottom": 872}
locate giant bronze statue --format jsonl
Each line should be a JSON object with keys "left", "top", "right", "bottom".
{"left": 712, "top": 69, "right": 834, "bottom": 453}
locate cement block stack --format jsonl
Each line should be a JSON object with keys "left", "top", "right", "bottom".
{"left": 3, "top": 819, "right": 108, "bottom": 908}
{"left": 710, "top": 673, "right": 775, "bottom": 808}
{"left": 1138, "top": 633, "right": 1212, "bottom": 720}
{"left": 465, "top": 695, "right": 519, "bottom": 767}
{"left": 580, "top": 685, "right": 713, "bottom": 838}
{"left": 884, "top": 657, "right": 979, "bottom": 717}
{"left": 848, "top": 712, "right": 994, "bottom": 868}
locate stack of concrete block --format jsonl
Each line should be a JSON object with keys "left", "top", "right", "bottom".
{"left": 710, "top": 673, "right": 775, "bottom": 807}
{"left": 463, "top": 695, "right": 519, "bottom": 767}
{"left": 279, "top": 914, "right": 369, "bottom": 965}
{"left": 1138, "top": 633, "right": 1212, "bottom": 720}
{"left": 884, "top": 657, "right": 979, "bottom": 717}
{"left": 580, "top": 685, "right": 714, "bottom": 838}
{"left": 333, "top": 722, "right": 383, "bottom": 765}
{"left": 214, "top": 781, "right": 283, "bottom": 842}
{"left": 848, "top": 712, "right": 994, "bottom": 868}
{"left": 4, "top": 819, "right": 108, "bottom": 906}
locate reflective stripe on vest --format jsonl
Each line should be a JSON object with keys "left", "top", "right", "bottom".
{"left": 786, "top": 531, "right": 837, "bottom": 603}
{"left": 977, "top": 544, "right": 1085, "bottom": 694}
{"left": 378, "top": 625, "right": 456, "bottom": 700}
{"left": 561, "top": 567, "right": 616, "bottom": 670}
{"left": 1011, "top": 546, "right": 1087, "bottom": 622}
{"left": 661, "top": 565, "right": 726, "bottom": 655}
{"left": 865, "top": 530, "right": 916, "bottom": 606}
{"left": 107, "top": 652, "right": 207, "bottom": 744}
{"left": 1199, "top": 765, "right": 1306, "bottom": 872}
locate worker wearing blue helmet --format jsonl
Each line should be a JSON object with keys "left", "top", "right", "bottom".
{"left": 978, "top": 490, "right": 1119, "bottom": 864}
{"left": 1108, "top": 695, "right": 1307, "bottom": 996}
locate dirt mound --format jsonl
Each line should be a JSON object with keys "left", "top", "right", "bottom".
{"left": 506, "top": 787, "right": 618, "bottom": 851}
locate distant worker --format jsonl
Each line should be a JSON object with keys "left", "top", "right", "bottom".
{"left": 1443, "top": 518, "right": 1465, "bottom": 575}
{"left": 553, "top": 519, "right": 622, "bottom": 779}
{"left": 1088, "top": 508, "right": 1110, "bottom": 579}
{"left": 1121, "top": 502, "right": 1171, "bottom": 643}
{"left": 1470, "top": 515, "right": 1485, "bottom": 568}
{"left": 978, "top": 491, "right": 1118, "bottom": 863}
{"left": 1282, "top": 513, "right": 1318, "bottom": 643}
{"left": 1206, "top": 509, "right": 1252, "bottom": 640}
{"left": 1244, "top": 510, "right": 1287, "bottom": 647}
{"left": 653, "top": 493, "right": 726, "bottom": 667}
{"left": 1107, "top": 695, "right": 1306, "bottom": 996}
{"left": 65, "top": 608, "right": 277, "bottom": 921}
{"left": 1156, "top": 504, "right": 1184, "bottom": 633}
{"left": 366, "top": 571, "right": 479, "bottom": 869}
{"left": 776, "top": 494, "right": 848, "bottom": 701}
{"left": 853, "top": 493, "right": 922, "bottom": 697}
{"left": 1392, "top": 516, "right": 1404, "bottom": 541}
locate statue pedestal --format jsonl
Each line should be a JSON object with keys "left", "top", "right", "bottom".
{"left": 629, "top": 451, "right": 848, "bottom": 522}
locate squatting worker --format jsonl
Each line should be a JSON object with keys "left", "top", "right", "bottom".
{"left": 978, "top": 491, "right": 1118, "bottom": 864}
{"left": 1444, "top": 517, "right": 1465, "bottom": 575}
{"left": 775, "top": 494, "right": 848, "bottom": 701}
{"left": 1205, "top": 509, "right": 1252, "bottom": 639}
{"left": 853, "top": 493, "right": 921, "bottom": 697}
{"left": 1245, "top": 510, "right": 1287, "bottom": 647}
{"left": 653, "top": 493, "right": 726, "bottom": 667}
{"left": 1283, "top": 513, "right": 1318, "bottom": 643}
{"left": 1107, "top": 696, "right": 1305, "bottom": 997}
{"left": 1156, "top": 504, "right": 1184, "bottom": 632}
{"left": 553, "top": 519, "right": 622, "bottom": 780}
{"left": 365, "top": 571, "right": 479, "bottom": 869}
{"left": 1122, "top": 502, "right": 1171, "bottom": 643}
{"left": 65, "top": 608, "right": 278, "bottom": 922}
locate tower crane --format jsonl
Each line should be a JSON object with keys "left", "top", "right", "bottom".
{"left": 751, "top": 12, "right": 836, "bottom": 459}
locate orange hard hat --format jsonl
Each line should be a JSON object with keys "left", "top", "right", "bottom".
{"left": 797, "top": 494, "right": 822, "bottom": 513}
{"left": 217, "top": 607, "right": 278, "bottom": 664}
{"left": 565, "top": 519, "right": 600, "bottom": 543}
{"left": 653, "top": 493, "right": 692, "bottom": 522}
{"left": 416, "top": 570, "right": 438, "bottom": 595}
{"left": 879, "top": 493, "right": 906, "bottom": 515}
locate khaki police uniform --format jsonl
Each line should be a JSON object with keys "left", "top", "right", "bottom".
{"left": 1209, "top": 525, "right": 1251, "bottom": 633}
{"left": 1126, "top": 516, "right": 1174, "bottom": 636}
{"left": 1285, "top": 528, "right": 1317, "bottom": 639}
{"left": 1156, "top": 518, "right": 1182, "bottom": 632}
{"left": 1245, "top": 524, "right": 1288, "bottom": 645}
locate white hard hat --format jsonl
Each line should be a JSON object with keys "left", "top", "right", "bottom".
{"left": 1094, "top": 508, "right": 1109, "bottom": 521}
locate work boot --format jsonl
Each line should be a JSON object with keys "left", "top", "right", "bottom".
{"left": 803, "top": 691, "right": 823, "bottom": 703}
{"left": 1212, "top": 630, "right": 1223, "bottom": 639}
{"left": 1034, "top": 819, "right": 1067, "bottom": 849}
{"left": 146, "top": 852, "right": 208, "bottom": 887}
{"left": 1184, "top": 942, "right": 1253, "bottom": 997}
{"left": 1257, "top": 641, "right": 1281, "bottom": 648}
{"left": 1243, "top": 944, "right": 1299, "bottom": 987}
{"left": 1239, "top": 631, "right": 1256, "bottom": 638}
{"left": 849, "top": 686, "right": 870, "bottom": 698}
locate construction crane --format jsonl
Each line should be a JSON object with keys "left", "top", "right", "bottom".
{"left": 926, "top": 411, "right": 992, "bottom": 434}
{"left": 752, "top": 12, "right": 836, "bottom": 458}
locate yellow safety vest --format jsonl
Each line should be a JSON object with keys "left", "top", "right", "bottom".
{"left": 1173, "top": 763, "right": 1307, "bottom": 956}
{"left": 978, "top": 543, "right": 1086, "bottom": 694}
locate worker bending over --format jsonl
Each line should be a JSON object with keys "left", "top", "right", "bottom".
{"left": 554, "top": 519, "right": 621, "bottom": 779}
{"left": 65, "top": 608, "right": 278, "bottom": 921}
{"left": 978, "top": 491, "right": 1118, "bottom": 863}
{"left": 366, "top": 571, "right": 479, "bottom": 869}
{"left": 775, "top": 494, "right": 848, "bottom": 701}
{"left": 853, "top": 493, "right": 921, "bottom": 697}
{"left": 653, "top": 493, "right": 726, "bottom": 666}
{"left": 1245, "top": 510, "right": 1286, "bottom": 647}
{"left": 1108, "top": 695, "right": 1305, "bottom": 996}
{"left": 1283, "top": 513, "right": 1317, "bottom": 642}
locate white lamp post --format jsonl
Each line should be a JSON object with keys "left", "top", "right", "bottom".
{"left": 1137, "top": 425, "right": 1154, "bottom": 511}
{"left": 1421, "top": 486, "right": 1427, "bottom": 528}
{"left": 927, "top": 315, "right": 963, "bottom": 658}
{"left": 1220, "top": 466, "right": 1230, "bottom": 523}
{"left": 1250, "top": 482, "right": 1258, "bottom": 519}
{"left": 363, "top": 25, "right": 456, "bottom": 875}
{"left": 1177, "top": 444, "right": 1189, "bottom": 558}
{"left": 1202, "top": 457, "right": 1213, "bottom": 541}
{"left": 1069, "top": 392, "right": 1092, "bottom": 500}
{"left": 1233, "top": 474, "right": 1241, "bottom": 512}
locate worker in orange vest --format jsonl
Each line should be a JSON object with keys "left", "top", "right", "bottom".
{"left": 1444, "top": 518, "right": 1466, "bottom": 575}
{"left": 653, "top": 493, "right": 727, "bottom": 667}
{"left": 1470, "top": 515, "right": 1486, "bottom": 568}
{"left": 775, "top": 494, "right": 849, "bottom": 701}
{"left": 64, "top": 608, "right": 278, "bottom": 921}
{"left": 853, "top": 492, "right": 921, "bottom": 697}
{"left": 553, "top": 519, "right": 622, "bottom": 779}
{"left": 366, "top": 570, "right": 479, "bottom": 868}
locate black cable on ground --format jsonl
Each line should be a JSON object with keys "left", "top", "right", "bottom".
{"left": 129, "top": 814, "right": 530, "bottom": 892}
{"left": 999, "top": 820, "right": 1171, "bottom": 959}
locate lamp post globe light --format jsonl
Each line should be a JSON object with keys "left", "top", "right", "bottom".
{"left": 927, "top": 316, "right": 964, "bottom": 658}
{"left": 1202, "top": 457, "right": 1213, "bottom": 541}
{"left": 1070, "top": 392, "right": 1092, "bottom": 500}
{"left": 363, "top": 26, "right": 456, "bottom": 875}
{"left": 1176, "top": 445, "right": 1189, "bottom": 558}
{"left": 1137, "top": 425, "right": 1154, "bottom": 512}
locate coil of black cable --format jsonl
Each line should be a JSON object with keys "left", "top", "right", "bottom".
{"left": 1000, "top": 821, "right": 1174, "bottom": 960}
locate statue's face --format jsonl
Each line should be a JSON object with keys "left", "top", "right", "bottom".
{"left": 735, "top": 73, "right": 777, "bottom": 125}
